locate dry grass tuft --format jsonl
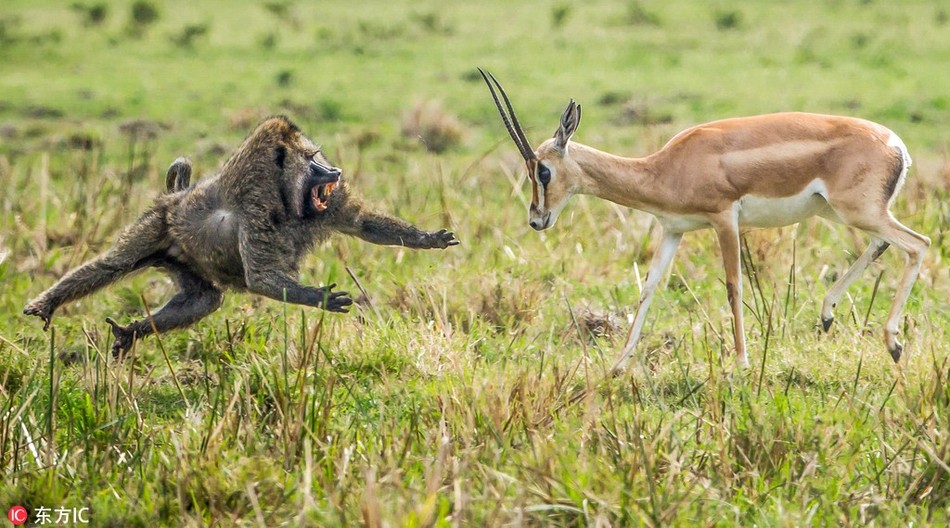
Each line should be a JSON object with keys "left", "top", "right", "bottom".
{"left": 573, "top": 306, "right": 625, "bottom": 340}
{"left": 400, "top": 100, "right": 464, "bottom": 153}
{"left": 226, "top": 107, "right": 267, "bottom": 131}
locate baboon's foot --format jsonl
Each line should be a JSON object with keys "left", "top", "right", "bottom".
{"left": 23, "top": 299, "right": 54, "bottom": 331}
{"left": 105, "top": 317, "right": 136, "bottom": 359}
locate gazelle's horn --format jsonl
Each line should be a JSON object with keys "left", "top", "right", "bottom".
{"left": 477, "top": 67, "right": 536, "bottom": 161}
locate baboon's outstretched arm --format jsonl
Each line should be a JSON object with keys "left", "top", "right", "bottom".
{"left": 338, "top": 211, "right": 458, "bottom": 249}
{"left": 239, "top": 228, "right": 352, "bottom": 312}
{"left": 24, "top": 209, "right": 169, "bottom": 329}
{"left": 245, "top": 271, "right": 351, "bottom": 312}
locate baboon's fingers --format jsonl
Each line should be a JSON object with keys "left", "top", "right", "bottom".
{"left": 428, "top": 229, "right": 459, "bottom": 249}
{"left": 322, "top": 291, "right": 353, "bottom": 313}
{"left": 328, "top": 291, "right": 352, "bottom": 302}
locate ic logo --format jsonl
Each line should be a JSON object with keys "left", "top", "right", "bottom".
{"left": 7, "top": 505, "right": 28, "bottom": 526}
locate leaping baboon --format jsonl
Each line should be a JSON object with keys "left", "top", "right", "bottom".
{"left": 24, "top": 116, "right": 459, "bottom": 357}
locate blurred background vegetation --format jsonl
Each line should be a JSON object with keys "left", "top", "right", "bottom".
{"left": 0, "top": 0, "right": 948, "bottom": 525}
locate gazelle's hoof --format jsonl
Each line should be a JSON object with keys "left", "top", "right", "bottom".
{"left": 888, "top": 342, "right": 903, "bottom": 363}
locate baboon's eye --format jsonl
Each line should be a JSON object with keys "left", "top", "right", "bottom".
{"left": 537, "top": 164, "right": 551, "bottom": 186}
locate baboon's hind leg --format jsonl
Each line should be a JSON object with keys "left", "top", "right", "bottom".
{"left": 24, "top": 211, "right": 168, "bottom": 330}
{"left": 107, "top": 262, "right": 223, "bottom": 358}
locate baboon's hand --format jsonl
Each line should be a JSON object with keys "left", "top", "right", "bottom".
{"left": 105, "top": 317, "right": 136, "bottom": 359}
{"left": 316, "top": 284, "right": 353, "bottom": 313}
{"left": 23, "top": 300, "right": 53, "bottom": 331}
{"left": 423, "top": 229, "right": 459, "bottom": 249}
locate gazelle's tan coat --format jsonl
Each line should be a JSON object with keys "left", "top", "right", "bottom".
{"left": 480, "top": 69, "right": 929, "bottom": 369}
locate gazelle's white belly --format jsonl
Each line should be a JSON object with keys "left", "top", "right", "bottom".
{"left": 738, "top": 179, "right": 837, "bottom": 228}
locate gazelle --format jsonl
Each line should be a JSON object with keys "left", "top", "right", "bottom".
{"left": 478, "top": 68, "right": 930, "bottom": 369}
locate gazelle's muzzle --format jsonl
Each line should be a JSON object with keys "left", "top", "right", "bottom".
{"left": 528, "top": 206, "right": 552, "bottom": 231}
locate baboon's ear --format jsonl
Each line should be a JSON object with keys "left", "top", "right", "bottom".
{"left": 275, "top": 145, "right": 287, "bottom": 169}
{"left": 553, "top": 99, "right": 581, "bottom": 154}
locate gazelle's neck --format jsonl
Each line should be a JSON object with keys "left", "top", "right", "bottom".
{"left": 570, "top": 142, "right": 656, "bottom": 210}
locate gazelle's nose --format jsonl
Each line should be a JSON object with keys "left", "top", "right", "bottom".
{"left": 529, "top": 211, "right": 551, "bottom": 230}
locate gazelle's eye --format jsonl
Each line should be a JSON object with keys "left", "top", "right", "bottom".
{"left": 537, "top": 164, "right": 551, "bottom": 186}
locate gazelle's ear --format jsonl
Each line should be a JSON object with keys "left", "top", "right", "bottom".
{"left": 554, "top": 99, "right": 582, "bottom": 154}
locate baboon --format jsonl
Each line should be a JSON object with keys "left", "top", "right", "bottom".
{"left": 24, "top": 116, "right": 459, "bottom": 357}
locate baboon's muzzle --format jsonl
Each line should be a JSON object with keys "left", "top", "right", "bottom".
{"left": 309, "top": 161, "right": 341, "bottom": 212}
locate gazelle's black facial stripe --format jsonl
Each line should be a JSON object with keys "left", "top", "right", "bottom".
{"left": 526, "top": 159, "right": 540, "bottom": 210}
{"left": 534, "top": 162, "right": 549, "bottom": 210}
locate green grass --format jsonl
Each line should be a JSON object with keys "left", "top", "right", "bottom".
{"left": 1, "top": 0, "right": 949, "bottom": 525}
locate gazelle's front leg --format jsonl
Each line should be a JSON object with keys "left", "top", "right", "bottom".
{"left": 611, "top": 230, "right": 682, "bottom": 373}
{"left": 712, "top": 213, "right": 749, "bottom": 369}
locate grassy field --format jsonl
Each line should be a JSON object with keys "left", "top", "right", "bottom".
{"left": 1, "top": 0, "right": 949, "bottom": 525}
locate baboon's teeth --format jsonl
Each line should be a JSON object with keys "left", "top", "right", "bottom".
{"left": 311, "top": 181, "right": 337, "bottom": 212}
{"left": 312, "top": 186, "right": 328, "bottom": 212}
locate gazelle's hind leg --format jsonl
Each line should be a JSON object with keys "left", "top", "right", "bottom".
{"left": 871, "top": 216, "right": 930, "bottom": 362}
{"left": 820, "top": 238, "right": 889, "bottom": 331}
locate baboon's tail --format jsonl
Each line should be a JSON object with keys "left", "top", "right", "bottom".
{"left": 165, "top": 157, "right": 192, "bottom": 193}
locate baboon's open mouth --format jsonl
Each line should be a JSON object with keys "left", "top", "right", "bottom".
{"left": 312, "top": 181, "right": 338, "bottom": 212}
